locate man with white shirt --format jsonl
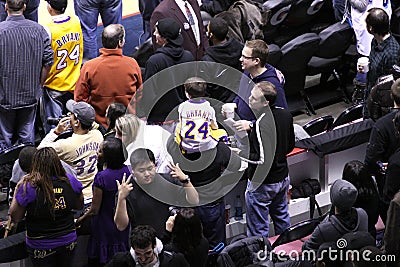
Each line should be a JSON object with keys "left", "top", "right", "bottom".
{"left": 42, "top": 0, "right": 83, "bottom": 133}
{"left": 150, "top": 0, "right": 208, "bottom": 60}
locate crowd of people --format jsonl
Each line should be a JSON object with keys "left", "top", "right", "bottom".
{"left": 3, "top": 0, "right": 400, "bottom": 266}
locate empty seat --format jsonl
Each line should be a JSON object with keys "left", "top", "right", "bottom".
{"left": 307, "top": 22, "right": 355, "bottom": 103}
{"left": 271, "top": 218, "right": 320, "bottom": 250}
{"left": 303, "top": 115, "right": 334, "bottom": 136}
{"left": 330, "top": 104, "right": 363, "bottom": 130}
{"left": 277, "top": 33, "right": 320, "bottom": 115}
{"left": 267, "top": 43, "right": 282, "bottom": 67}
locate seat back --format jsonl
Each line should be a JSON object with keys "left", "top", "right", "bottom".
{"left": 283, "top": 0, "right": 325, "bottom": 27}
{"left": 263, "top": 0, "right": 294, "bottom": 41}
{"left": 315, "top": 21, "right": 354, "bottom": 59}
{"left": 0, "top": 143, "right": 33, "bottom": 165}
{"left": 303, "top": 115, "right": 334, "bottom": 136}
{"left": 330, "top": 104, "right": 363, "bottom": 130}
{"left": 267, "top": 43, "right": 282, "bottom": 67}
{"left": 277, "top": 33, "right": 320, "bottom": 97}
{"left": 271, "top": 218, "right": 320, "bottom": 249}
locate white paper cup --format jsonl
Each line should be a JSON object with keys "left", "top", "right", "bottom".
{"left": 357, "top": 57, "right": 369, "bottom": 73}
{"left": 223, "top": 103, "right": 237, "bottom": 119}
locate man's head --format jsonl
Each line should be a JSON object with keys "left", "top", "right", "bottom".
{"left": 391, "top": 78, "right": 400, "bottom": 107}
{"left": 19, "top": 146, "right": 37, "bottom": 173}
{"left": 130, "top": 225, "right": 157, "bottom": 265}
{"left": 249, "top": 81, "right": 277, "bottom": 111}
{"left": 207, "top": 17, "right": 228, "bottom": 44}
{"left": 240, "top": 40, "right": 269, "bottom": 71}
{"left": 46, "top": 0, "right": 67, "bottom": 14}
{"left": 154, "top": 18, "right": 183, "bottom": 47}
{"left": 5, "top": 0, "right": 25, "bottom": 14}
{"left": 330, "top": 179, "right": 358, "bottom": 212}
{"left": 130, "top": 148, "right": 156, "bottom": 185}
{"left": 366, "top": 8, "right": 390, "bottom": 37}
{"left": 102, "top": 24, "right": 125, "bottom": 49}
{"left": 66, "top": 100, "right": 96, "bottom": 131}
{"left": 184, "top": 77, "right": 207, "bottom": 99}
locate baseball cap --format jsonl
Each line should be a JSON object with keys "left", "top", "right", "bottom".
{"left": 46, "top": 0, "right": 67, "bottom": 13}
{"left": 156, "top": 18, "right": 183, "bottom": 46}
{"left": 330, "top": 179, "right": 358, "bottom": 211}
{"left": 66, "top": 100, "right": 96, "bottom": 127}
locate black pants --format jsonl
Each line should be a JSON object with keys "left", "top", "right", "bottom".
{"left": 27, "top": 241, "right": 76, "bottom": 267}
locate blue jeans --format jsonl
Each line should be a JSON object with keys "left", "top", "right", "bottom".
{"left": 0, "top": 0, "right": 39, "bottom": 22}
{"left": 41, "top": 88, "right": 73, "bottom": 134}
{"left": 0, "top": 105, "right": 36, "bottom": 148}
{"left": 73, "top": 0, "right": 122, "bottom": 60}
{"left": 245, "top": 177, "right": 291, "bottom": 237}
{"left": 195, "top": 200, "right": 226, "bottom": 248}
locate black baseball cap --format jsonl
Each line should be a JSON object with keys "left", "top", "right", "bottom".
{"left": 46, "top": 0, "right": 67, "bottom": 13}
{"left": 156, "top": 18, "right": 183, "bottom": 46}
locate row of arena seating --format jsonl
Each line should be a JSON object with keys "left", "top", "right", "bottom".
{"left": 302, "top": 103, "right": 363, "bottom": 136}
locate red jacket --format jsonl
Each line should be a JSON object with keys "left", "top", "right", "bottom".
{"left": 75, "top": 48, "right": 142, "bottom": 127}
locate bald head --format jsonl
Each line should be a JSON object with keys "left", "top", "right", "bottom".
{"left": 6, "top": 0, "right": 25, "bottom": 14}
{"left": 102, "top": 24, "right": 125, "bottom": 49}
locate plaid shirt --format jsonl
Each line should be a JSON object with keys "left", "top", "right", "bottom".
{"left": 367, "top": 35, "right": 400, "bottom": 92}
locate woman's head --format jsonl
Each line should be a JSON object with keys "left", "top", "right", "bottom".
{"left": 115, "top": 114, "right": 142, "bottom": 146}
{"left": 102, "top": 138, "right": 126, "bottom": 169}
{"left": 172, "top": 208, "right": 203, "bottom": 254}
{"left": 25, "top": 147, "right": 68, "bottom": 216}
{"left": 106, "top": 102, "right": 126, "bottom": 130}
{"left": 342, "top": 160, "right": 377, "bottom": 201}
{"left": 30, "top": 147, "right": 66, "bottom": 180}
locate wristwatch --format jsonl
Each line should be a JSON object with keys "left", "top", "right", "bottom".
{"left": 181, "top": 175, "right": 190, "bottom": 184}
{"left": 249, "top": 122, "right": 254, "bottom": 129}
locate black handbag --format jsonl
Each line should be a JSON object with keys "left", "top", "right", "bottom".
{"left": 291, "top": 179, "right": 323, "bottom": 219}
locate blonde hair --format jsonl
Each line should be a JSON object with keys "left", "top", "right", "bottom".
{"left": 115, "top": 114, "right": 142, "bottom": 146}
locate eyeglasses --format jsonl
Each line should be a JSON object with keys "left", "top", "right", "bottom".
{"left": 241, "top": 54, "right": 256, "bottom": 60}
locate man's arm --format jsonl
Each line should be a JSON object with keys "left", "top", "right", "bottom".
{"left": 74, "top": 67, "right": 90, "bottom": 102}
{"left": 38, "top": 117, "right": 71, "bottom": 149}
{"left": 168, "top": 162, "right": 199, "bottom": 205}
{"left": 40, "top": 65, "right": 51, "bottom": 86}
{"left": 114, "top": 173, "right": 133, "bottom": 231}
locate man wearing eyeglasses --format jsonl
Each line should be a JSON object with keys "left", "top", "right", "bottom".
{"left": 230, "top": 39, "right": 288, "bottom": 132}
{"left": 38, "top": 100, "right": 103, "bottom": 205}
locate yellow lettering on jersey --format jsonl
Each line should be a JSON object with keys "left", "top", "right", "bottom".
{"left": 53, "top": 188, "right": 63, "bottom": 194}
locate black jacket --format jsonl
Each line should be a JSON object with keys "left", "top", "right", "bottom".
{"left": 202, "top": 38, "right": 244, "bottom": 103}
{"left": 240, "top": 106, "right": 294, "bottom": 184}
{"left": 139, "top": 44, "right": 194, "bottom": 122}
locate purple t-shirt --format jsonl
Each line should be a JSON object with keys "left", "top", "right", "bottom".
{"left": 15, "top": 174, "right": 83, "bottom": 249}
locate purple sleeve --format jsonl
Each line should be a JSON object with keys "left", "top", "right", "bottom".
{"left": 67, "top": 174, "right": 83, "bottom": 194}
{"left": 15, "top": 183, "right": 36, "bottom": 207}
{"left": 93, "top": 172, "right": 104, "bottom": 189}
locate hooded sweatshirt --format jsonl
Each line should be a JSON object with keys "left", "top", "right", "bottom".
{"left": 302, "top": 208, "right": 368, "bottom": 252}
{"left": 234, "top": 65, "right": 288, "bottom": 121}
{"left": 202, "top": 38, "right": 244, "bottom": 103}
{"left": 140, "top": 44, "right": 194, "bottom": 122}
{"left": 202, "top": 38, "right": 244, "bottom": 71}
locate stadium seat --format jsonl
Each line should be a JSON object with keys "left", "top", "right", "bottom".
{"left": 303, "top": 115, "right": 334, "bottom": 136}
{"left": 330, "top": 104, "right": 363, "bottom": 130}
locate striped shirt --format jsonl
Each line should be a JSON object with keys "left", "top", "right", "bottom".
{"left": 0, "top": 15, "right": 53, "bottom": 109}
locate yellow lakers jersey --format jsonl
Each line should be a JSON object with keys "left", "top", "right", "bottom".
{"left": 45, "top": 15, "right": 83, "bottom": 92}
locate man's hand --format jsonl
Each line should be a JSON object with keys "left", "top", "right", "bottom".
{"left": 233, "top": 120, "right": 251, "bottom": 132}
{"left": 54, "top": 117, "right": 71, "bottom": 135}
{"left": 165, "top": 214, "right": 177, "bottom": 232}
{"left": 230, "top": 147, "right": 241, "bottom": 154}
{"left": 116, "top": 173, "right": 133, "bottom": 200}
{"left": 168, "top": 162, "right": 186, "bottom": 181}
